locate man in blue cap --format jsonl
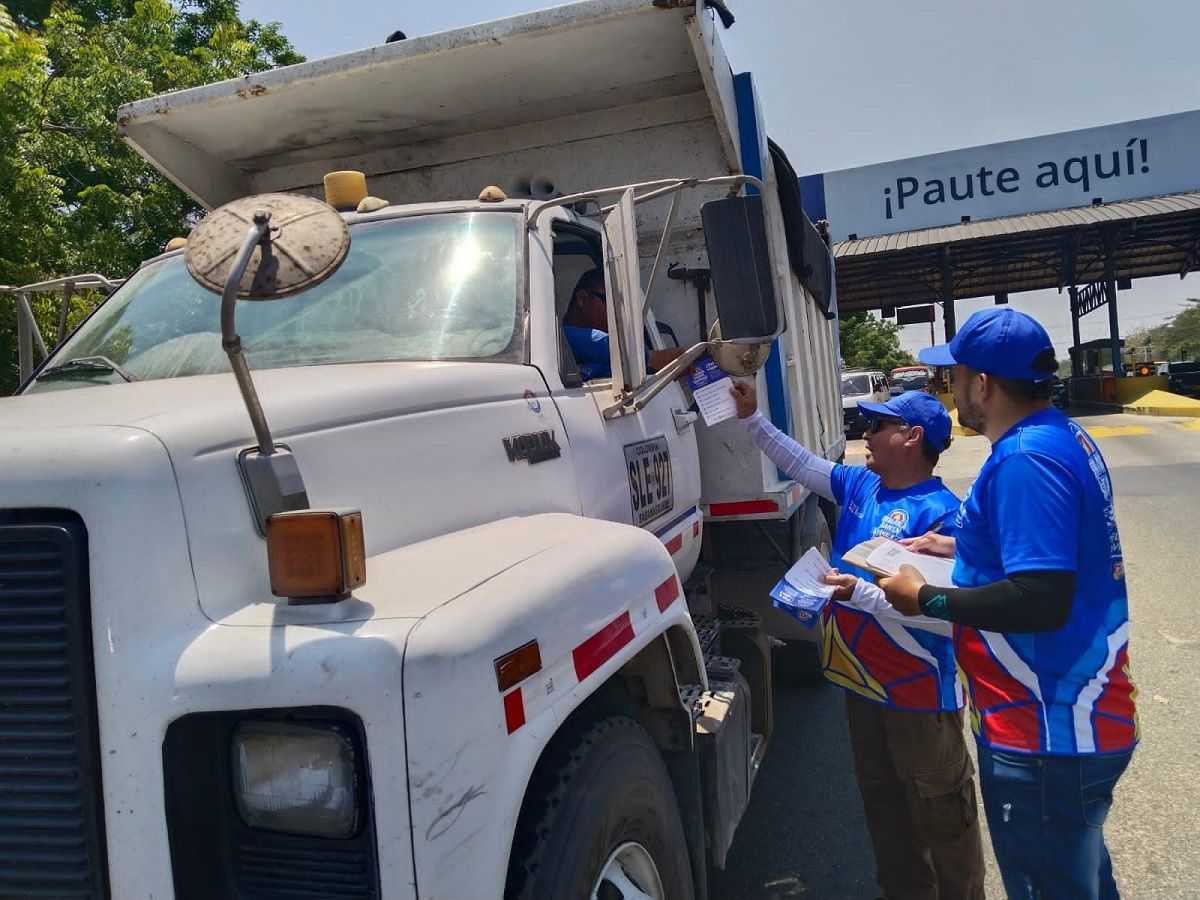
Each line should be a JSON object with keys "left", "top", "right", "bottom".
{"left": 877, "top": 307, "right": 1138, "bottom": 899}
{"left": 730, "top": 382, "right": 985, "bottom": 900}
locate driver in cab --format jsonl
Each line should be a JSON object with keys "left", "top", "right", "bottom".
{"left": 563, "top": 268, "right": 686, "bottom": 380}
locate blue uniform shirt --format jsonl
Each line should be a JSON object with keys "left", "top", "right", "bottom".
{"left": 951, "top": 408, "right": 1137, "bottom": 755}
{"left": 563, "top": 325, "right": 657, "bottom": 381}
{"left": 824, "top": 465, "right": 963, "bottom": 711}
{"left": 563, "top": 325, "right": 611, "bottom": 381}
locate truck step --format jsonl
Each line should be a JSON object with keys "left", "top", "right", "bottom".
{"left": 679, "top": 679, "right": 739, "bottom": 721}
{"left": 691, "top": 615, "right": 721, "bottom": 654}
{"left": 716, "top": 605, "right": 762, "bottom": 629}
{"left": 704, "top": 654, "right": 742, "bottom": 681}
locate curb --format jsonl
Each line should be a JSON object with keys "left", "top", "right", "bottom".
{"left": 1121, "top": 404, "right": 1200, "bottom": 418}
{"left": 1072, "top": 400, "right": 1200, "bottom": 418}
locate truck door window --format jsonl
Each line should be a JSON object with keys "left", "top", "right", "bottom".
{"left": 26, "top": 213, "right": 524, "bottom": 392}
{"left": 553, "top": 225, "right": 603, "bottom": 386}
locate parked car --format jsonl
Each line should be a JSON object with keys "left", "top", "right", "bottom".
{"left": 1157, "top": 361, "right": 1200, "bottom": 398}
{"left": 1050, "top": 376, "right": 1069, "bottom": 409}
{"left": 842, "top": 369, "right": 891, "bottom": 437}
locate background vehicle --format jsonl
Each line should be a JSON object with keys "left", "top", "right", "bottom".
{"left": 1, "top": 2, "right": 843, "bottom": 897}
{"left": 1157, "top": 360, "right": 1200, "bottom": 397}
{"left": 890, "top": 364, "right": 932, "bottom": 395}
{"left": 1050, "top": 376, "right": 1070, "bottom": 409}
{"left": 841, "top": 368, "right": 891, "bottom": 437}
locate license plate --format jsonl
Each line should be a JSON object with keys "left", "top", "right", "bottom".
{"left": 625, "top": 436, "right": 673, "bottom": 526}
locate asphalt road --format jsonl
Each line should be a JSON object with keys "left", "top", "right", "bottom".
{"left": 710, "top": 410, "right": 1200, "bottom": 900}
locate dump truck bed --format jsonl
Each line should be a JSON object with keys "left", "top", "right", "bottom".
{"left": 117, "top": 0, "right": 741, "bottom": 213}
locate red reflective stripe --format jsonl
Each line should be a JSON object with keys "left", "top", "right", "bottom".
{"left": 692, "top": 521, "right": 700, "bottom": 538}
{"left": 708, "top": 499, "right": 779, "bottom": 517}
{"left": 665, "top": 534, "right": 683, "bottom": 555}
{"left": 503, "top": 687, "right": 525, "bottom": 734}
{"left": 655, "top": 576, "right": 680, "bottom": 613}
{"left": 573, "top": 612, "right": 635, "bottom": 681}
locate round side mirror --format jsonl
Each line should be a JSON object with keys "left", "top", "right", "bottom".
{"left": 708, "top": 320, "right": 772, "bottom": 376}
{"left": 184, "top": 193, "right": 350, "bottom": 300}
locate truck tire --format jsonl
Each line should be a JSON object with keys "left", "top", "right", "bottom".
{"left": 506, "top": 715, "right": 694, "bottom": 900}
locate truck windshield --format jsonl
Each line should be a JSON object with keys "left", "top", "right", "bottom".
{"left": 26, "top": 212, "right": 521, "bottom": 392}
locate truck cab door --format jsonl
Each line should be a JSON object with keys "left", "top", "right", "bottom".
{"left": 547, "top": 205, "right": 702, "bottom": 580}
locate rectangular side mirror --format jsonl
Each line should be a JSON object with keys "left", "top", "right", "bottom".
{"left": 701, "top": 194, "right": 778, "bottom": 340}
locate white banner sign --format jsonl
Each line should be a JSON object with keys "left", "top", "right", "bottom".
{"left": 814, "top": 110, "right": 1200, "bottom": 242}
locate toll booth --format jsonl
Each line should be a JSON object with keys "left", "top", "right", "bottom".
{"left": 1068, "top": 338, "right": 1169, "bottom": 405}
{"left": 1069, "top": 338, "right": 1125, "bottom": 404}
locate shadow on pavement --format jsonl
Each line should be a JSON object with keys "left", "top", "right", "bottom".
{"left": 708, "top": 662, "right": 878, "bottom": 899}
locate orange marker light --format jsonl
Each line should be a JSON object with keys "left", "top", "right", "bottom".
{"left": 266, "top": 509, "right": 366, "bottom": 602}
{"left": 494, "top": 640, "right": 542, "bottom": 692}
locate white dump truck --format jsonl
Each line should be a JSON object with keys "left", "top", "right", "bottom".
{"left": 0, "top": 2, "right": 843, "bottom": 897}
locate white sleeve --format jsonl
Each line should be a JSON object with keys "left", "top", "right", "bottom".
{"left": 846, "top": 578, "right": 952, "bottom": 636}
{"left": 741, "top": 410, "right": 836, "bottom": 502}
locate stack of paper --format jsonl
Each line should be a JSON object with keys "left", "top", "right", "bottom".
{"left": 769, "top": 547, "right": 835, "bottom": 626}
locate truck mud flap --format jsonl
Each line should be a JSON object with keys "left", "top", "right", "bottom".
{"left": 683, "top": 607, "right": 774, "bottom": 869}
{"left": 683, "top": 677, "right": 752, "bottom": 871}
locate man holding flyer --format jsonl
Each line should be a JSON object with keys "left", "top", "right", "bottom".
{"left": 730, "top": 382, "right": 984, "bottom": 900}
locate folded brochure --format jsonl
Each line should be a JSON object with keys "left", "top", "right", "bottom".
{"left": 841, "top": 537, "right": 955, "bottom": 587}
{"left": 684, "top": 355, "right": 737, "bottom": 426}
{"left": 769, "top": 546, "right": 835, "bottom": 626}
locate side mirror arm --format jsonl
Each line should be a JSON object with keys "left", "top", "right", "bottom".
{"left": 603, "top": 341, "right": 710, "bottom": 419}
{"left": 221, "top": 210, "right": 276, "bottom": 455}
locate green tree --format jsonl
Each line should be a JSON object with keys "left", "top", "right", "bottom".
{"left": 838, "top": 311, "right": 918, "bottom": 372}
{"left": 1126, "top": 299, "right": 1200, "bottom": 363}
{"left": 0, "top": 0, "right": 301, "bottom": 394}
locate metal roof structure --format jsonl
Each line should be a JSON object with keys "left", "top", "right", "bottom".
{"left": 832, "top": 190, "right": 1200, "bottom": 313}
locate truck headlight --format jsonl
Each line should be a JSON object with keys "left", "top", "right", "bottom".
{"left": 231, "top": 721, "right": 361, "bottom": 838}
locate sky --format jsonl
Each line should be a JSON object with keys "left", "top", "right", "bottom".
{"left": 238, "top": 0, "right": 1200, "bottom": 358}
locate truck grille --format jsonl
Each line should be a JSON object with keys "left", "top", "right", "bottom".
{"left": 0, "top": 513, "right": 107, "bottom": 898}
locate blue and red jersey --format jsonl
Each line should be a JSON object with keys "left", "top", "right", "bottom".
{"left": 951, "top": 409, "right": 1138, "bottom": 756}
{"left": 823, "top": 467, "right": 963, "bottom": 712}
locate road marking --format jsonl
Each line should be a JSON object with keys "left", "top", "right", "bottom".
{"left": 1087, "top": 425, "right": 1152, "bottom": 438}
{"left": 1173, "top": 420, "right": 1200, "bottom": 431}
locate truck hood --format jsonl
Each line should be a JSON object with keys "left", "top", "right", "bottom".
{"left": 9, "top": 361, "right": 530, "bottom": 437}
{"left": 2, "top": 362, "right": 583, "bottom": 622}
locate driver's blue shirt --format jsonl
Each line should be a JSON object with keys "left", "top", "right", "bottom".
{"left": 563, "top": 325, "right": 652, "bottom": 381}
{"left": 563, "top": 325, "right": 611, "bottom": 381}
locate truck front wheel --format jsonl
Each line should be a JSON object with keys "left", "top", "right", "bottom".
{"left": 506, "top": 715, "right": 694, "bottom": 900}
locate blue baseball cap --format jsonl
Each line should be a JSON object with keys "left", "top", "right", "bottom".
{"left": 858, "top": 391, "right": 953, "bottom": 452}
{"left": 919, "top": 308, "right": 1056, "bottom": 382}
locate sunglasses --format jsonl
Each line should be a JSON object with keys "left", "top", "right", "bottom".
{"left": 866, "top": 415, "right": 910, "bottom": 435}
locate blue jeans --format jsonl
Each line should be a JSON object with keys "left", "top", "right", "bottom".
{"left": 976, "top": 744, "right": 1133, "bottom": 900}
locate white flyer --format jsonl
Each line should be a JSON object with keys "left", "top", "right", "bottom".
{"left": 684, "top": 356, "right": 737, "bottom": 426}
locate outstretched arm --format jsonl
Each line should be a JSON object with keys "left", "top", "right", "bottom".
{"left": 731, "top": 381, "right": 836, "bottom": 502}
